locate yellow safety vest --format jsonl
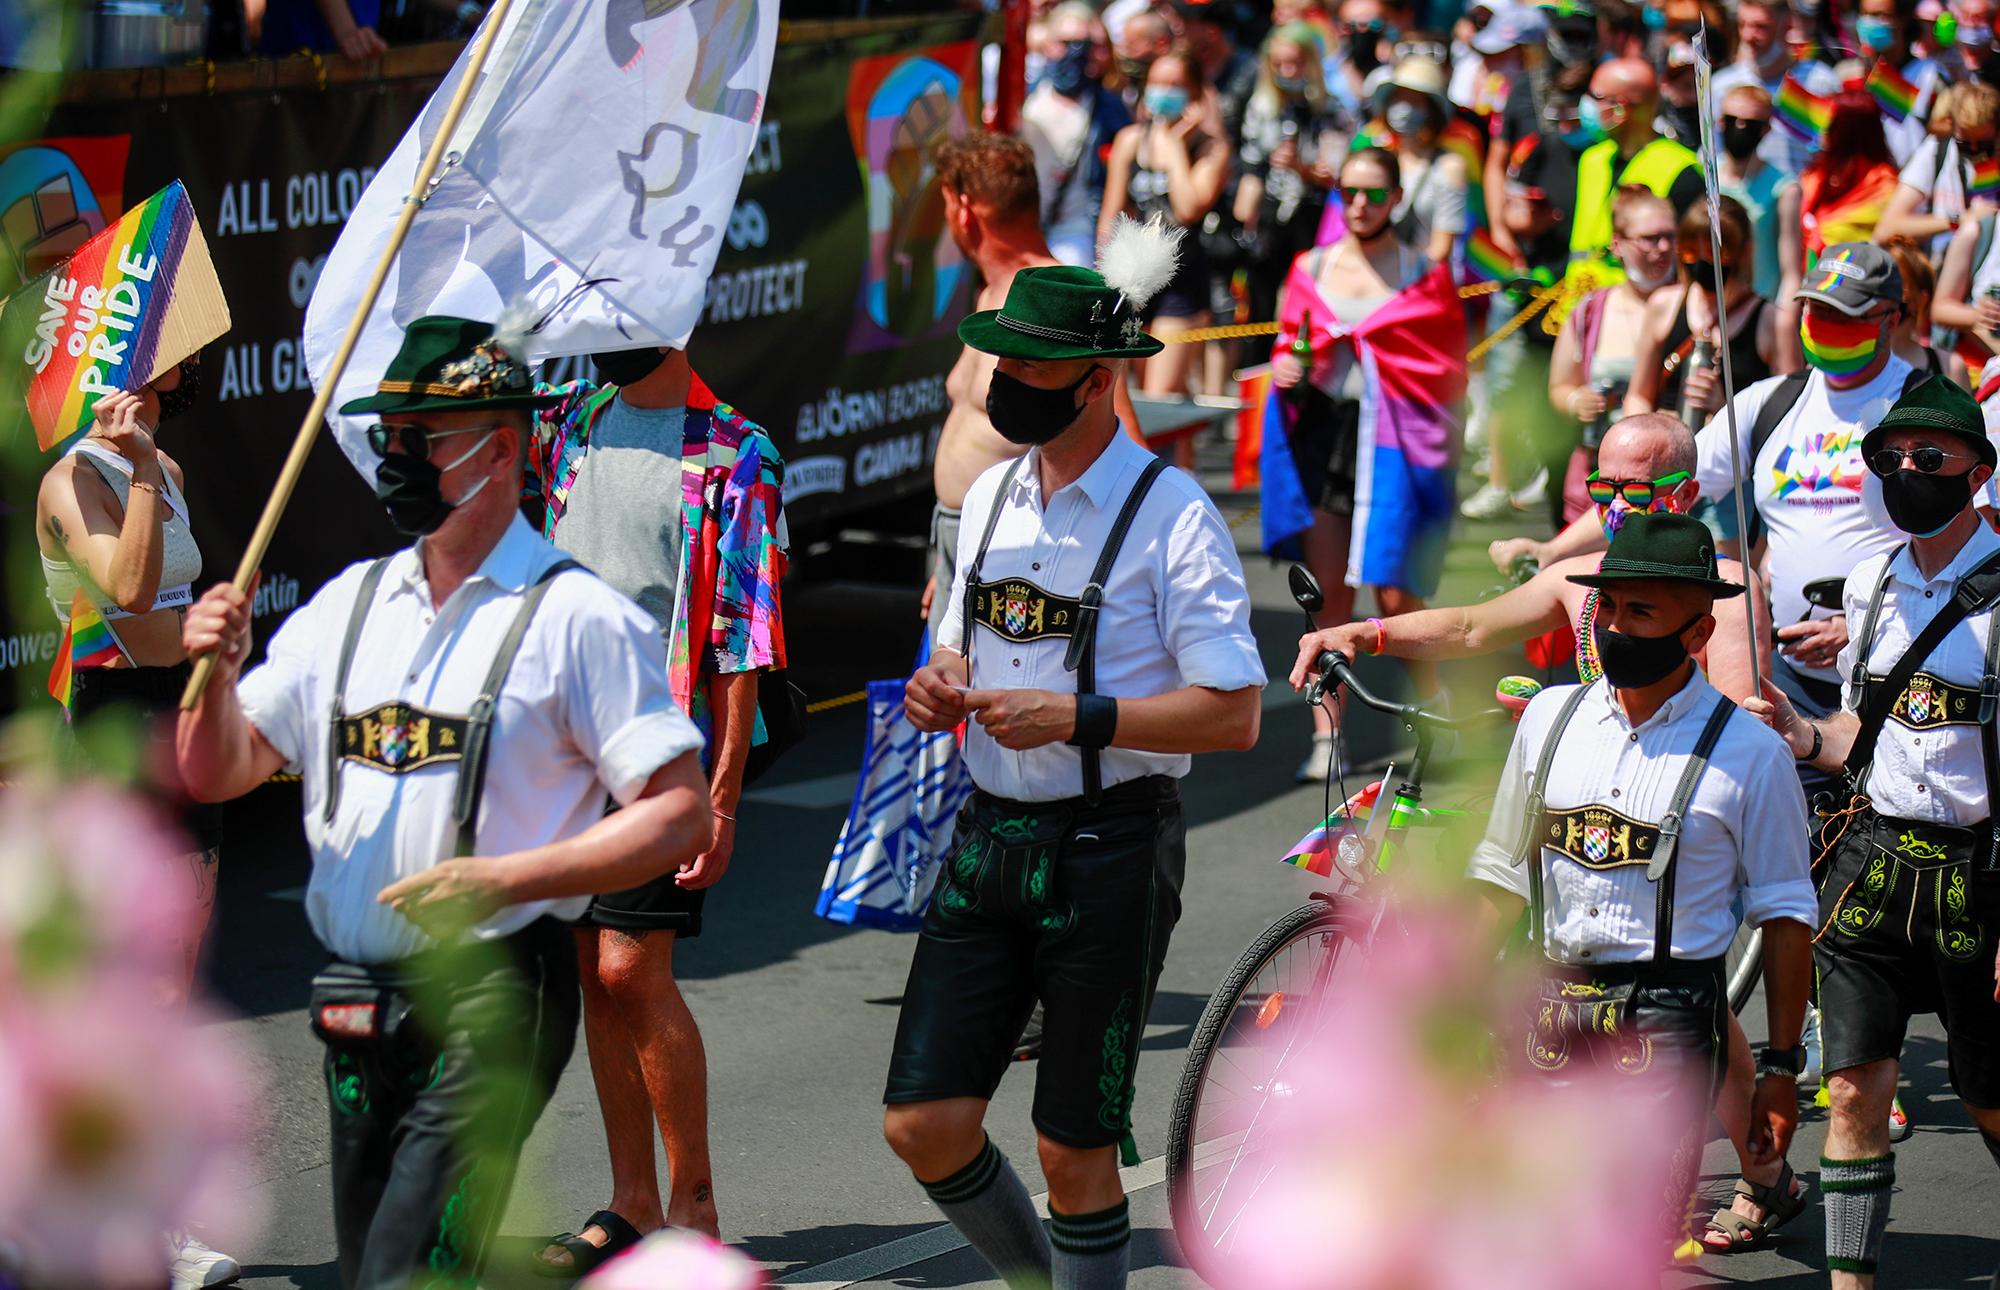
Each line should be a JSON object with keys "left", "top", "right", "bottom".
{"left": 1565, "top": 135, "right": 1700, "bottom": 294}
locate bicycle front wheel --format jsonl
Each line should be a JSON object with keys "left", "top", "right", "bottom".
{"left": 1165, "top": 897, "right": 1366, "bottom": 1285}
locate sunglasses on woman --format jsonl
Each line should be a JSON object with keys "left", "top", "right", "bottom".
{"left": 1867, "top": 446, "right": 1978, "bottom": 476}
{"left": 1585, "top": 470, "right": 1692, "bottom": 509}
{"left": 1341, "top": 185, "right": 1391, "bottom": 205}
{"left": 366, "top": 422, "right": 502, "bottom": 460}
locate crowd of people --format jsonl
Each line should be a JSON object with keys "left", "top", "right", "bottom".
{"left": 25, "top": 0, "right": 2000, "bottom": 1288}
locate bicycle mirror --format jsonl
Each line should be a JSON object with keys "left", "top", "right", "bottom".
{"left": 1288, "top": 564, "right": 1324, "bottom": 615}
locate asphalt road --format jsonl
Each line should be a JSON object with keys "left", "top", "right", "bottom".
{"left": 200, "top": 447, "right": 1998, "bottom": 1290}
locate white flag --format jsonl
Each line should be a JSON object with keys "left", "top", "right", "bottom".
{"left": 305, "top": 0, "right": 777, "bottom": 472}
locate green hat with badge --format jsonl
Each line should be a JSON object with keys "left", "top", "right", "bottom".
{"left": 1566, "top": 512, "right": 1746, "bottom": 598}
{"left": 1860, "top": 371, "right": 1998, "bottom": 470}
{"left": 958, "top": 216, "right": 1186, "bottom": 361}
{"left": 339, "top": 315, "right": 565, "bottom": 417}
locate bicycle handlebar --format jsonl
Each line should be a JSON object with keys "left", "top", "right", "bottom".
{"left": 1312, "top": 652, "right": 1504, "bottom": 729}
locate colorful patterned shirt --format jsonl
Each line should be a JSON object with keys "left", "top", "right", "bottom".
{"left": 527, "top": 374, "right": 788, "bottom": 752}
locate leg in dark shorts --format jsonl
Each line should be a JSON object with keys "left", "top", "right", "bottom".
{"left": 585, "top": 872, "right": 706, "bottom": 937}
{"left": 1815, "top": 811, "right": 2000, "bottom": 1105}
{"left": 1286, "top": 390, "right": 1360, "bottom": 518}
{"left": 886, "top": 779, "right": 1186, "bottom": 1151}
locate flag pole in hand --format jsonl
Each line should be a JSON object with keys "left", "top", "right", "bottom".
{"left": 1694, "top": 18, "right": 1763, "bottom": 697}
{"left": 180, "top": 0, "right": 519, "bottom": 711}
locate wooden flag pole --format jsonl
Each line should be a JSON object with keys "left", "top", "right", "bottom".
{"left": 181, "top": 0, "right": 518, "bottom": 710}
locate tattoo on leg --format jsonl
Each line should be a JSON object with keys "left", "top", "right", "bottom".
{"left": 693, "top": 1181, "right": 711, "bottom": 1204}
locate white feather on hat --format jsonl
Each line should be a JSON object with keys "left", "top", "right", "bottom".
{"left": 1097, "top": 213, "right": 1183, "bottom": 316}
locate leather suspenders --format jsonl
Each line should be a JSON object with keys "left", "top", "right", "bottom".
{"left": 323, "top": 557, "right": 581, "bottom": 857}
{"left": 961, "top": 455, "right": 1170, "bottom": 805}
{"left": 1520, "top": 683, "right": 1738, "bottom": 963}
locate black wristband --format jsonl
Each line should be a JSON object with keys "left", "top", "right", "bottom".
{"left": 1067, "top": 693, "right": 1118, "bottom": 749}
{"left": 1757, "top": 1044, "right": 1806, "bottom": 1076}
{"left": 1798, "top": 723, "right": 1822, "bottom": 763}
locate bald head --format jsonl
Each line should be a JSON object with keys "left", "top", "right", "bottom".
{"left": 1591, "top": 58, "right": 1658, "bottom": 104}
{"left": 1599, "top": 412, "right": 1697, "bottom": 480}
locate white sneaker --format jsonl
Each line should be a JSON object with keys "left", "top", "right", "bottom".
{"left": 1509, "top": 466, "right": 1549, "bottom": 510}
{"left": 168, "top": 1232, "right": 241, "bottom": 1289}
{"left": 1296, "top": 734, "right": 1336, "bottom": 783}
{"left": 1459, "top": 480, "right": 1515, "bottom": 521}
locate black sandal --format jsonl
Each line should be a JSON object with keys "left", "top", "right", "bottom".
{"left": 533, "top": 1209, "right": 645, "bottom": 1279}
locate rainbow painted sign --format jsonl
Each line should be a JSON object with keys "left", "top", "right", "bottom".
{"left": 3, "top": 181, "right": 229, "bottom": 452}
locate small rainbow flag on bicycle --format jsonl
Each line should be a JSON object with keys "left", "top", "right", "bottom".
{"left": 1282, "top": 783, "right": 1382, "bottom": 877}
{"left": 1774, "top": 75, "right": 1831, "bottom": 142}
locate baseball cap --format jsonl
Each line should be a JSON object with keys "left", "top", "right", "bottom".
{"left": 1474, "top": 3, "right": 1550, "bottom": 52}
{"left": 1794, "top": 243, "right": 1904, "bottom": 317}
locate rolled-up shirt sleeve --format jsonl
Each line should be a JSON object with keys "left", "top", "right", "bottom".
{"left": 1159, "top": 498, "right": 1267, "bottom": 692}
{"left": 1732, "top": 728, "right": 1818, "bottom": 928}
{"left": 1466, "top": 689, "right": 1549, "bottom": 900}
{"left": 557, "top": 580, "right": 705, "bottom": 805}
{"left": 237, "top": 567, "right": 352, "bottom": 773}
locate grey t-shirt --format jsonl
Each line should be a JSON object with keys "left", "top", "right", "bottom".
{"left": 552, "top": 397, "right": 687, "bottom": 633}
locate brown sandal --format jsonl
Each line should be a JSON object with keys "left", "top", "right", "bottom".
{"left": 1701, "top": 1163, "right": 1808, "bottom": 1253}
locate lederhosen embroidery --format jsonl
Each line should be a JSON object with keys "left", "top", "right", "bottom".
{"left": 967, "top": 578, "right": 1084, "bottom": 643}
{"left": 961, "top": 454, "right": 1170, "bottom": 805}
{"left": 1868, "top": 670, "right": 1982, "bottom": 729}
{"left": 1517, "top": 686, "right": 1737, "bottom": 1073}
{"left": 322, "top": 557, "right": 580, "bottom": 858}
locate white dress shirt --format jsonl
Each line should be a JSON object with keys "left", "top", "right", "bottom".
{"left": 238, "top": 513, "right": 704, "bottom": 964}
{"left": 936, "top": 430, "right": 1266, "bottom": 802}
{"left": 1838, "top": 522, "right": 2000, "bottom": 826}
{"left": 1468, "top": 672, "right": 1817, "bottom": 963}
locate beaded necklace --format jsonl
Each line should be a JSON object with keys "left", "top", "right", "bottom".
{"left": 1575, "top": 588, "right": 1604, "bottom": 683}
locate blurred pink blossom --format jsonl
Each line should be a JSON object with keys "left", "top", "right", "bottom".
{"left": 1195, "top": 897, "right": 1683, "bottom": 1290}
{"left": 0, "top": 983, "right": 263, "bottom": 1287}
{"left": 581, "top": 1229, "right": 765, "bottom": 1290}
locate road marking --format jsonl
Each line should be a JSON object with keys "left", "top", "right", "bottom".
{"left": 741, "top": 771, "right": 858, "bottom": 810}
{"left": 770, "top": 1153, "right": 1169, "bottom": 1289}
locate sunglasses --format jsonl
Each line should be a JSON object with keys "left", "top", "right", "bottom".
{"left": 1720, "top": 115, "right": 1769, "bottom": 130}
{"left": 1342, "top": 185, "right": 1392, "bottom": 204}
{"left": 1618, "top": 230, "right": 1675, "bottom": 247}
{"left": 1586, "top": 470, "right": 1692, "bottom": 509}
{"left": 1867, "top": 446, "right": 1979, "bottom": 476}
{"left": 366, "top": 422, "right": 502, "bottom": 461}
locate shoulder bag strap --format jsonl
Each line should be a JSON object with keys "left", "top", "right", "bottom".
{"left": 1846, "top": 546, "right": 1903, "bottom": 712}
{"left": 959, "top": 456, "right": 1028, "bottom": 678}
{"left": 1066, "top": 456, "right": 1170, "bottom": 804}
{"left": 1651, "top": 696, "right": 1737, "bottom": 961}
{"left": 1742, "top": 370, "right": 1812, "bottom": 551}
{"left": 452, "top": 559, "right": 583, "bottom": 857}
{"left": 1846, "top": 547, "right": 2000, "bottom": 785}
{"left": 1520, "top": 682, "right": 1595, "bottom": 956}
{"left": 323, "top": 557, "right": 393, "bottom": 824}
{"left": 1978, "top": 594, "right": 2000, "bottom": 871}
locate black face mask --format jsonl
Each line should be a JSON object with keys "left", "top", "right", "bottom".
{"left": 1881, "top": 467, "right": 1977, "bottom": 537}
{"left": 156, "top": 357, "right": 202, "bottom": 421}
{"left": 372, "top": 431, "right": 496, "bottom": 536}
{"left": 592, "top": 348, "right": 668, "bottom": 387}
{"left": 1721, "top": 118, "right": 1768, "bottom": 161}
{"left": 1594, "top": 612, "right": 1703, "bottom": 689}
{"left": 1684, "top": 258, "right": 1721, "bottom": 293}
{"left": 1347, "top": 26, "right": 1384, "bottom": 71}
{"left": 987, "top": 367, "right": 1095, "bottom": 446}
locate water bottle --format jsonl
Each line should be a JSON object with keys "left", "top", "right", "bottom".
{"left": 1679, "top": 338, "right": 1715, "bottom": 429}
{"left": 1580, "top": 378, "right": 1616, "bottom": 450}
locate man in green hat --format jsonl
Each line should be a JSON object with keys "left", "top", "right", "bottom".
{"left": 887, "top": 238, "right": 1266, "bottom": 1290}
{"left": 175, "top": 316, "right": 716, "bottom": 1290}
{"left": 1748, "top": 373, "right": 2000, "bottom": 1290}
{"left": 1465, "top": 511, "right": 1816, "bottom": 1261}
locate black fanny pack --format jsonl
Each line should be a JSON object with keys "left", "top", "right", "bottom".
{"left": 309, "top": 961, "right": 431, "bottom": 1062}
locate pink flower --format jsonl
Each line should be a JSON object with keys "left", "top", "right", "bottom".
{"left": 0, "top": 978, "right": 264, "bottom": 1285}
{"left": 580, "top": 1230, "right": 764, "bottom": 1290}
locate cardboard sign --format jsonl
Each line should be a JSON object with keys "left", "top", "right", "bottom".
{"left": 2, "top": 180, "right": 230, "bottom": 451}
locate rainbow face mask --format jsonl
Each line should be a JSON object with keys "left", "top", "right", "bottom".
{"left": 1800, "top": 310, "right": 1884, "bottom": 377}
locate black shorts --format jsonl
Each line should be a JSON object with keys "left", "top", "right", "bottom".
{"left": 578, "top": 799, "right": 707, "bottom": 936}
{"left": 68, "top": 661, "right": 226, "bottom": 853}
{"left": 885, "top": 776, "right": 1185, "bottom": 1150}
{"left": 1287, "top": 388, "right": 1360, "bottom": 517}
{"left": 1815, "top": 810, "right": 2000, "bottom": 1107}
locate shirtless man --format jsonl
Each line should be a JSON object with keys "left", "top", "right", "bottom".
{"left": 927, "top": 133, "right": 1145, "bottom": 620}
{"left": 1291, "top": 411, "right": 1800, "bottom": 1247}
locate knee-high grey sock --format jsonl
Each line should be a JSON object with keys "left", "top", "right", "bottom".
{"left": 1821, "top": 1154, "right": 1895, "bottom": 1276}
{"left": 919, "top": 1137, "right": 1051, "bottom": 1287}
{"left": 1049, "top": 1198, "right": 1131, "bottom": 1290}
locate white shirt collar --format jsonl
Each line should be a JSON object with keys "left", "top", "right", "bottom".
{"left": 391, "top": 512, "right": 545, "bottom": 602}
{"left": 1887, "top": 519, "right": 2000, "bottom": 590}
{"left": 1019, "top": 427, "right": 1147, "bottom": 511}
{"left": 1592, "top": 667, "right": 1718, "bottom": 735}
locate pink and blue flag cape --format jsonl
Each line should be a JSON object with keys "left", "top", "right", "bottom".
{"left": 1259, "top": 260, "right": 1468, "bottom": 595}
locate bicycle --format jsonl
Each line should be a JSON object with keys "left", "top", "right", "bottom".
{"left": 1163, "top": 567, "right": 1510, "bottom": 1282}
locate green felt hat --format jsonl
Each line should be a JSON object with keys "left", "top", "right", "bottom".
{"left": 1566, "top": 512, "right": 1746, "bottom": 597}
{"left": 957, "top": 265, "right": 1165, "bottom": 361}
{"left": 339, "top": 315, "right": 564, "bottom": 417}
{"left": 1861, "top": 371, "right": 1998, "bottom": 469}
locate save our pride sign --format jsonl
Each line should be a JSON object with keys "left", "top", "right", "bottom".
{"left": 2, "top": 180, "right": 230, "bottom": 452}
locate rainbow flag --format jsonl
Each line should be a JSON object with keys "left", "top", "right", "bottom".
{"left": 1440, "top": 116, "right": 1484, "bottom": 175}
{"left": 1775, "top": 74, "right": 1832, "bottom": 142}
{"left": 47, "top": 591, "right": 123, "bottom": 712}
{"left": 1970, "top": 156, "right": 2000, "bottom": 201}
{"left": 3, "top": 181, "right": 230, "bottom": 454}
{"left": 1281, "top": 783, "right": 1383, "bottom": 877}
{"left": 1464, "top": 226, "right": 1519, "bottom": 283}
{"left": 1866, "top": 59, "right": 1919, "bottom": 122}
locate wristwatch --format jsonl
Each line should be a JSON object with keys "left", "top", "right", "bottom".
{"left": 1757, "top": 1044, "right": 1807, "bottom": 1077}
